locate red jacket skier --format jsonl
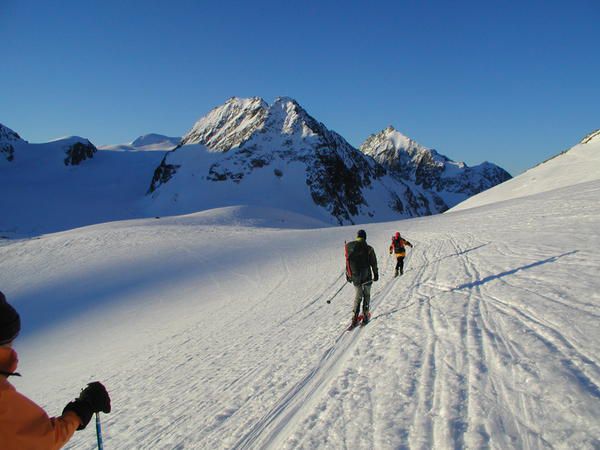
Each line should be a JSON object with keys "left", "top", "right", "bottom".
{"left": 389, "top": 232, "right": 413, "bottom": 276}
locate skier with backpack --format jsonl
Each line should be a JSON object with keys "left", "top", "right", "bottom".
{"left": 0, "top": 290, "right": 111, "bottom": 450}
{"left": 389, "top": 232, "right": 413, "bottom": 277}
{"left": 345, "top": 229, "right": 379, "bottom": 329}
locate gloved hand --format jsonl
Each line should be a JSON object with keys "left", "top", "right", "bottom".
{"left": 63, "top": 381, "right": 111, "bottom": 430}
{"left": 373, "top": 272, "right": 379, "bottom": 282}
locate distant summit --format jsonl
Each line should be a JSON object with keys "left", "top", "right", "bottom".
{"left": 147, "top": 96, "right": 512, "bottom": 224}
{"left": 360, "top": 126, "right": 511, "bottom": 208}
{"left": 131, "top": 134, "right": 181, "bottom": 149}
{"left": 0, "top": 98, "right": 515, "bottom": 233}
{"left": 148, "top": 97, "right": 448, "bottom": 224}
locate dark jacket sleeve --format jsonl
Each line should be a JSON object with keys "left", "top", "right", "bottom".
{"left": 369, "top": 246, "right": 378, "bottom": 276}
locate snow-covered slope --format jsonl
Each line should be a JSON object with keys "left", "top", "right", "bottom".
{"left": 360, "top": 126, "right": 512, "bottom": 209}
{"left": 99, "top": 134, "right": 181, "bottom": 152}
{"left": 148, "top": 97, "right": 450, "bottom": 225}
{"left": 1, "top": 172, "right": 598, "bottom": 449}
{"left": 0, "top": 129, "right": 166, "bottom": 235}
{"left": 451, "top": 129, "right": 600, "bottom": 212}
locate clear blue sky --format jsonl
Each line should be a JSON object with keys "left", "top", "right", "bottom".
{"left": 1, "top": 0, "right": 598, "bottom": 175}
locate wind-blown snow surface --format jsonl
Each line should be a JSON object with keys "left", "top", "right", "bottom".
{"left": 1, "top": 176, "right": 599, "bottom": 449}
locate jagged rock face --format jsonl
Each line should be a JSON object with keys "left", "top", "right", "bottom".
{"left": 1, "top": 143, "right": 15, "bottom": 162}
{"left": 180, "top": 97, "right": 269, "bottom": 151}
{"left": 148, "top": 97, "right": 513, "bottom": 224}
{"left": 0, "top": 123, "right": 25, "bottom": 162}
{"left": 64, "top": 140, "right": 97, "bottom": 166}
{"left": 150, "top": 97, "right": 396, "bottom": 224}
{"left": 360, "top": 126, "right": 511, "bottom": 203}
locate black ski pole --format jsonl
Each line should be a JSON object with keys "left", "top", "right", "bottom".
{"left": 96, "top": 413, "right": 104, "bottom": 450}
{"left": 326, "top": 283, "right": 346, "bottom": 304}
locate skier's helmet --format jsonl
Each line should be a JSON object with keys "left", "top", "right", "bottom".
{"left": 395, "top": 232, "right": 401, "bottom": 239}
{"left": 357, "top": 229, "right": 367, "bottom": 239}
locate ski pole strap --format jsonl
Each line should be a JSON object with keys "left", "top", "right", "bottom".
{"left": 96, "top": 413, "right": 104, "bottom": 450}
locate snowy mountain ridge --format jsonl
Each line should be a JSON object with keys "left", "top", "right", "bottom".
{"left": 148, "top": 97, "right": 513, "bottom": 225}
{"left": 2, "top": 97, "right": 512, "bottom": 233}
{"left": 99, "top": 134, "right": 181, "bottom": 152}
{"left": 148, "top": 97, "right": 447, "bottom": 225}
{"left": 451, "top": 129, "right": 600, "bottom": 211}
{"left": 181, "top": 97, "right": 269, "bottom": 151}
{"left": 131, "top": 133, "right": 181, "bottom": 148}
{"left": 360, "top": 125, "right": 512, "bottom": 206}
{"left": 581, "top": 128, "right": 600, "bottom": 144}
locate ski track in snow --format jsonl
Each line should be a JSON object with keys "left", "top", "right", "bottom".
{"left": 233, "top": 265, "right": 402, "bottom": 449}
{"left": 276, "top": 222, "right": 599, "bottom": 449}
{"left": 2, "top": 180, "right": 599, "bottom": 449}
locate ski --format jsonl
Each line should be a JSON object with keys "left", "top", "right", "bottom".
{"left": 347, "top": 313, "right": 370, "bottom": 331}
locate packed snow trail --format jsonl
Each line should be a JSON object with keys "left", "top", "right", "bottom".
{"left": 0, "top": 181, "right": 598, "bottom": 449}
{"left": 280, "top": 184, "right": 600, "bottom": 449}
{"left": 233, "top": 265, "right": 404, "bottom": 449}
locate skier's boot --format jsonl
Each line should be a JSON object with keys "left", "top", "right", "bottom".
{"left": 394, "top": 268, "right": 399, "bottom": 277}
{"left": 362, "top": 311, "right": 370, "bottom": 325}
{"left": 349, "top": 314, "right": 359, "bottom": 330}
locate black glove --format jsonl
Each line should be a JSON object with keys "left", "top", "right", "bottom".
{"left": 63, "top": 381, "right": 111, "bottom": 430}
{"left": 373, "top": 272, "right": 379, "bottom": 282}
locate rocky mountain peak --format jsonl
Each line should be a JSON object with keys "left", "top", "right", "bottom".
{"left": 360, "top": 125, "right": 510, "bottom": 198}
{"left": 263, "top": 97, "right": 326, "bottom": 140}
{"left": 180, "top": 96, "right": 329, "bottom": 154}
{"left": 0, "top": 123, "right": 25, "bottom": 143}
{"left": 180, "top": 97, "right": 268, "bottom": 151}
{"left": 360, "top": 126, "right": 432, "bottom": 168}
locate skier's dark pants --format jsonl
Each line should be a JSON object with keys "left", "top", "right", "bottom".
{"left": 395, "top": 256, "right": 405, "bottom": 274}
{"left": 353, "top": 283, "right": 372, "bottom": 317}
